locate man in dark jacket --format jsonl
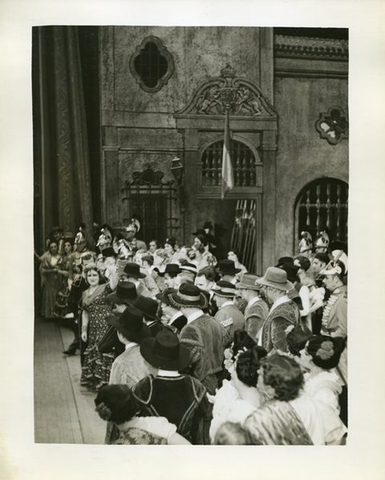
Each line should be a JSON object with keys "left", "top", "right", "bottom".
{"left": 132, "top": 330, "right": 212, "bottom": 444}
{"left": 168, "top": 284, "right": 226, "bottom": 394}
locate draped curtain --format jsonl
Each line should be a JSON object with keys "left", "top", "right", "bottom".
{"left": 33, "top": 26, "right": 94, "bottom": 250}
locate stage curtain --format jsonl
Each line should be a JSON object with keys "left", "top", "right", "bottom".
{"left": 33, "top": 26, "right": 94, "bottom": 248}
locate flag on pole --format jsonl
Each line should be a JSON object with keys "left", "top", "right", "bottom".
{"left": 221, "top": 109, "right": 234, "bottom": 199}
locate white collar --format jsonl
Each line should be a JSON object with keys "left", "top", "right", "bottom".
{"left": 157, "top": 369, "right": 180, "bottom": 377}
{"left": 125, "top": 341, "right": 138, "bottom": 351}
{"left": 170, "top": 311, "right": 183, "bottom": 322}
{"left": 247, "top": 296, "right": 261, "bottom": 308}
{"left": 271, "top": 295, "right": 290, "bottom": 312}
{"left": 221, "top": 300, "right": 235, "bottom": 308}
{"left": 186, "top": 310, "right": 204, "bottom": 324}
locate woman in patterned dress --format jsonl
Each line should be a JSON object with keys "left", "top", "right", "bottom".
{"left": 80, "top": 263, "right": 118, "bottom": 391}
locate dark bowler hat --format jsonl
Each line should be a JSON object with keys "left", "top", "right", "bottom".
{"left": 158, "top": 263, "right": 181, "bottom": 277}
{"left": 133, "top": 295, "right": 159, "bottom": 320}
{"left": 236, "top": 273, "right": 262, "bottom": 291}
{"left": 275, "top": 256, "right": 294, "bottom": 268}
{"left": 203, "top": 221, "right": 213, "bottom": 230}
{"left": 164, "top": 236, "right": 177, "bottom": 249}
{"left": 168, "top": 283, "right": 208, "bottom": 309}
{"left": 140, "top": 329, "right": 191, "bottom": 371}
{"left": 106, "top": 305, "right": 151, "bottom": 343}
{"left": 280, "top": 264, "right": 300, "bottom": 283}
{"left": 123, "top": 262, "right": 146, "bottom": 279}
{"left": 101, "top": 246, "right": 117, "bottom": 258}
{"left": 255, "top": 267, "right": 294, "bottom": 292}
{"left": 217, "top": 259, "right": 241, "bottom": 275}
{"left": 156, "top": 287, "right": 177, "bottom": 307}
{"left": 106, "top": 281, "right": 138, "bottom": 305}
{"left": 211, "top": 280, "right": 237, "bottom": 298}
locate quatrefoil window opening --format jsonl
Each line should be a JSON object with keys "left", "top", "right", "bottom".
{"left": 130, "top": 36, "right": 174, "bottom": 93}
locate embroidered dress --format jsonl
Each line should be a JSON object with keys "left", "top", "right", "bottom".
{"left": 80, "top": 284, "right": 116, "bottom": 390}
{"left": 113, "top": 427, "right": 166, "bottom": 445}
{"left": 111, "top": 417, "right": 177, "bottom": 445}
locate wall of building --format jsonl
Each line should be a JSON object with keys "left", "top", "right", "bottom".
{"left": 100, "top": 26, "right": 273, "bottom": 246}
{"left": 274, "top": 75, "right": 348, "bottom": 257}
{"left": 99, "top": 26, "right": 348, "bottom": 268}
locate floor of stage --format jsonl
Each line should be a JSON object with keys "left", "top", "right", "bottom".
{"left": 34, "top": 316, "right": 105, "bottom": 444}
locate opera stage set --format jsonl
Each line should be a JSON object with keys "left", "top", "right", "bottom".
{"left": 32, "top": 25, "right": 349, "bottom": 445}
{"left": 33, "top": 26, "right": 348, "bottom": 274}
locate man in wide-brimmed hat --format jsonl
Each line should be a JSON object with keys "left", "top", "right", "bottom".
{"left": 132, "top": 329, "right": 211, "bottom": 444}
{"left": 156, "top": 288, "right": 187, "bottom": 332}
{"left": 211, "top": 281, "right": 244, "bottom": 346}
{"left": 120, "top": 262, "right": 153, "bottom": 298}
{"left": 158, "top": 263, "right": 181, "bottom": 287}
{"left": 104, "top": 305, "right": 157, "bottom": 444}
{"left": 132, "top": 295, "right": 166, "bottom": 337}
{"left": 168, "top": 283, "right": 225, "bottom": 394}
{"left": 236, "top": 273, "right": 269, "bottom": 343}
{"left": 107, "top": 305, "right": 156, "bottom": 386}
{"left": 97, "top": 282, "right": 140, "bottom": 357}
{"left": 255, "top": 267, "right": 300, "bottom": 353}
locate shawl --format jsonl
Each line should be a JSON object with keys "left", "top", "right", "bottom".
{"left": 243, "top": 400, "right": 313, "bottom": 445}
{"left": 82, "top": 283, "right": 109, "bottom": 307}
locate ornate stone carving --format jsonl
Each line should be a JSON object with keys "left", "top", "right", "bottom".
{"left": 315, "top": 106, "right": 349, "bottom": 145}
{"left": 275, "top": 35, "right": 348, "bottom": 60}
{"left": 129, "top": 164, "right": 171, "bottom": 186}
{"left": 177, "top": 64, "right": 276, "bottom": 117}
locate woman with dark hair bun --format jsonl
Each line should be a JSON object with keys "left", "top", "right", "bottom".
{"left": 95, "top": 385, "right": 190, "bottom": 445}
{"left": 299, "top": 335, "right": 348, "bottom": 444}
{"left": 243, "top": 353, "right": 314, "bottom": 445}
{"left": 285, "top": 324, "right": 313, "bottom": 358}
{"left": 209, "top": 345, "right": 267, "bottom": 442}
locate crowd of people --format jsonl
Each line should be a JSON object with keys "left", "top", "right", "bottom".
{"left": 35, "top": 219, "right": 348, "bottom": 445}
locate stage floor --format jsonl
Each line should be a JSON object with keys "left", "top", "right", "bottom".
{"left": 34, "top": 316, "right": 105, "bottom": 444}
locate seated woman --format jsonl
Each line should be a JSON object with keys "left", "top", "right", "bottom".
{"left": 209, "top": 345, "right": 267, "bottom": 442}
{"left": 298, "top": 335, "right": 347, "bottom": 444}
{"left": 95, "top": 384, "right": 190, "bottom": 445}
{"left": 243, "top": 353, "right": 314, "bottom": 445}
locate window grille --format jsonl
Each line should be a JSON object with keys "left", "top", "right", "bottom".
{"left": 296, "top": 178, "right": 348, "bottom": 244}
{"left": 201, "top": 140, "right": 257, "bottom": 187}
{"left": 121, "top": 165, "right": 179, "bottom": 243}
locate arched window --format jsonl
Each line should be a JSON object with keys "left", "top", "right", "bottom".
{"left": 201, "top": 139, "right": 258, "bottom": 187}
{"left": 295, "top": 178, "right": 348, "bottom": 246}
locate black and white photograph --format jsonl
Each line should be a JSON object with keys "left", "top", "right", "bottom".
{"left": 1, "top": 1, "right": 384, "bottom": 479}
{"left": 32, "top": 25, "right": 349, "bottom": 446}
